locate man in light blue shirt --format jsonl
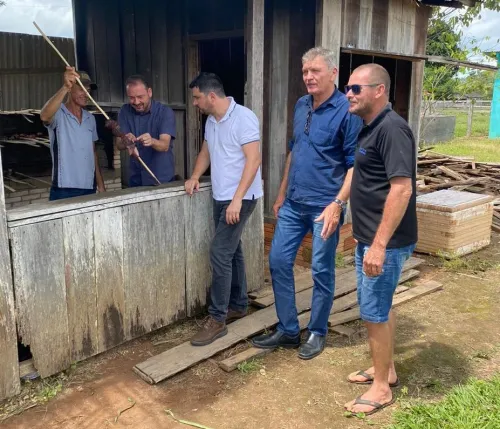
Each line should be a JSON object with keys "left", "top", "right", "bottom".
{"left": 40, "top": 67, "right": 105, "bottom": 200}
{"left": 185, "top": 73, "right": 263, "bottom": 347}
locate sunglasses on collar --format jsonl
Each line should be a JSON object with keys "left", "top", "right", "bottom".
{"left": 344, "top": 83, "right": 382, "bottom": 95}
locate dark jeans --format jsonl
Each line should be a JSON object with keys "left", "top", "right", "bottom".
{"left": 209, "top": 198, "right": 257, "bottom": 322}
{"left": 49, "top": 186, "right": 96, "bottom": 201}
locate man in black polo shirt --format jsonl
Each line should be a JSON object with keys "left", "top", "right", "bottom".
{"left": 344, "top": 63, "right": 417, "bottom": 416}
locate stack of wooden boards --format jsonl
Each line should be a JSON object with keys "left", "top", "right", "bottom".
{"left": 134, "top": 257, "right": 442, "bottom": 382}
{"left": 264, "top": 221, "right": 356, "bottom": 268}
{"left": 417, "top": 151, "right": 500, "bottom": 234}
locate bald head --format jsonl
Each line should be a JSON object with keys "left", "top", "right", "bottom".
{"left": 352, "top": 64, "right": 391, "bottom": 96}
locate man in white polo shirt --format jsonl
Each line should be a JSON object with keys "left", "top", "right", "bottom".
{"left": 185, "top": 72, "right": 262, "bottom": 346}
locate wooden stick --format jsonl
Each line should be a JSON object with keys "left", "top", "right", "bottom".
{"left": 33, "top": 21, "right": 162, "bottom": 187}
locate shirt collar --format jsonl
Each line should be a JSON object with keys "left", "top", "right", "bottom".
{"left": 306, "top": 86, "right": 340, "bottom": 110}
{"left": 62, "top": 104, "right": 90, "bottom": 122}
{"left": 131, "top": 100, "right": 157, "bottom": 116}
{"left": 208, "top": 97, "right": 237, "bottom": 123}
{"left": 364, "top": 103, "right": 392, "bottom": 129}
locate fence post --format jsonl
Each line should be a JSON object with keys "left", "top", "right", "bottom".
{"left": 466, "top": 98, "right": 474, "bottom": 137}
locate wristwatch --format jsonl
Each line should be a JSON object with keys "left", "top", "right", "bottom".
{"left": 333, "top": 198, "right": 346, "bottom": 209}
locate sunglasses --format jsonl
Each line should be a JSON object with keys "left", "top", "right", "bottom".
{"left": 344, "top": 83, "right": 382, "bottom": 95}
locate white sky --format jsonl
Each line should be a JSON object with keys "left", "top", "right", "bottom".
{"left": 0, "top": 0, "right": 499, "bottom": 61}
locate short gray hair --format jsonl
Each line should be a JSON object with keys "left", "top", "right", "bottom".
{"left": 302, "top": 47, "right": 337, "bottom": 70}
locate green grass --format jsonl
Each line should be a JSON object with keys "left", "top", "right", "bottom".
{"left": 443, "top": 110, "right": 492, "bottom": 138}
{"left": 237, "top": 359, "right": 263, "bottom": 374}
{"left": 388, "top": 375, "right": 500, "bottom": 429}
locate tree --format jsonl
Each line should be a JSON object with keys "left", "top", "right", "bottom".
{"left": 457, "top": 70, "right": 495, "bottom": 99}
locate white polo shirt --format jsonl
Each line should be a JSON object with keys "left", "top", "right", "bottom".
{"left": 205, "top": 98, "right": 263, "bottom": 201}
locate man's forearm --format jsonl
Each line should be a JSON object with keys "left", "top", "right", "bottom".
{"left": 190, "top": 144, "right": 210, "bottom": 180}
{"left": 336, "top": 168, "right": 353, "bottom": 203}
{"left": 233, "top": 157, "right": 261, "bottom": 200}
{"left": 373, "top": 184, "right": 412, "bottom": 248}
{"left": 40, "top": 86, "right": 68, "bottom": 123}
{"left": 277, "top": 153, "right": 292, "bottom": 197}
{"left": 152, "top": 137, "right": 170, "bottom": 152}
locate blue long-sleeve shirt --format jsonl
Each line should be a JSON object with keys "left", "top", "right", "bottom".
{"left": 287, "top": 90, "right": 362, "bottom": 207}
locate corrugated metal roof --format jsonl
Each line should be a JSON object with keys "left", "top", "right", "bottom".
{"left": 0, "top": 32, "right": 75, "bottom": 111}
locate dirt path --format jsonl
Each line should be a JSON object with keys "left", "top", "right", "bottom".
{"left": 2, "top": 238, "right": 500, "bottom": 429}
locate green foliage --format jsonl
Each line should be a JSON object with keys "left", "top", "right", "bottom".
{"left": 457, "top": 70, "right": 495, "bottom": 99}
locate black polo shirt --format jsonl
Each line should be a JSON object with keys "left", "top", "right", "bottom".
{"left": 350, "top": 104, "right": 417, "bottom": 248}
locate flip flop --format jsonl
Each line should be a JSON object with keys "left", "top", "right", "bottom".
{"left": 345, "top": 395, "right": 397, "bottom": 417}
{"left": 347, "top": 370, "right": 400, "bottom": 387}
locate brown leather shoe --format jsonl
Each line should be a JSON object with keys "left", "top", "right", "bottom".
{"left": 190, "top": 316, "right": 228, "bottom": 346}
{"left": 226, "top": 309, "right": 246, "bottom": 324}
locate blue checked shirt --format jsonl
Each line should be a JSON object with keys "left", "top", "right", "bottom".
{"left": 287, "top": 89, "right": 362, "bottom": 207}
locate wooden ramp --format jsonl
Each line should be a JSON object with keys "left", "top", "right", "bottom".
{"left": 134, "top": 257, "right": 426, "bottom": 385}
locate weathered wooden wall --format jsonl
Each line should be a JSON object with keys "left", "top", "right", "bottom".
{"left": 0, "top": 32, "right": 75, "bottom": 111}
{"left": 7, "top": 183, "right": 264, "bottom": 380}
{"left": 0, "top": 152, "right": 20, "bottom": 401}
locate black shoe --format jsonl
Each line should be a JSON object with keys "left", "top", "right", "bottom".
{"left": 298, "top": 332, "right": 326, "bottom": 360}
{"left": 252, "top": 330, "right": 301, "bottom": 349}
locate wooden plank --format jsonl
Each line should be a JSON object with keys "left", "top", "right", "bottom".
{"left": 63, "top": 214, "right": 98, "bottom": 362}
{"left": 184, "top": 190, "right": 214, "bottom": 316}
{"left": 395, "top": 285, "right": 409, "bottom": 294}
{"left": 150, "top": 0, "right": 169, "bottom": 103}
{"left": 370, "top": 0, "right": 389, "bottom": 51}
{"left": 11, "top": 220, "right": 71, "bottom": 378}
{"left": 120, "top": 0, "right": 137, "bottom": 84}
{"left": 245, "top": 0, "right": 265, "bottom": 136}
{"left": 173, "top": 110, "right": 186, "bottom": 178}
{"left": 328, "top": 280, "right": 443, "bottom": 327}
{"left": 331, "top": 325, "right": 357, "bottom": 337}
{"left": 218, "top": 347, "right": 272, "bottom": 372}
{"left": 437, "top": 166, "right": 466, "bottom": 181}
{"left": 343, "top": 0, "right": 360, "bottom": 49}
{"left": 358, "top": 0, "right": 373, "bottom": 50}
{"left": 417, "top": 190, "right": 493, "bottom": 213}
{"left": 398, "top": 268, "right": 419, "bottom": 284}
{"left": 91, "top": 0, "right": 111, "bottom": 102}
{"left": 94, "top": 208, "right": 126, "bottom": 351}
{"left": 242, "top": 197, "right": 265, "bottom": 293}
{"left": 266, "top": 0, "right": 289, "bottom": 214}
{"left": 166, "top": 0, "right": 184, "bottom": 104}
{"left": 134, "top": 2, "right": 152, "bottom": 82}
{"left": 156, "top": 197, "right": 187, "bottom": 325}
{"left": 0, "top": 156, "right": 20, "bottom": 399}
{"left": 186, "top": 39, "right": 201, "bottom": 176}
{"left": 134, "top": 285, "right": 317, "bottom": 384}
{"left": 316, "top": 0, "right": 342, "bottom": 71}
{"left": 105, "top": 0, "right": 123, "bottom": 102}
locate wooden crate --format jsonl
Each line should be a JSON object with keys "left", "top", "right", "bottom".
{"left": 416, "top": 190, "right": 494, "bottom": 257}
{"left": 264, "top": 221, "right": 355, "bottom": 268}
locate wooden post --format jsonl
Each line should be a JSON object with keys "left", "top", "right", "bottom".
{"left": 467, "top": 98, "right": 474, "bottom": 137}
{"left": 245, "top": 0, "right": 265, "bottom": 137}
{"left": 186, "top": 39, "right": 201, "bottom": 176}
{"left": 0, "top": 150, "right": 20, "bottom": 400}
{"left": 315, "top": 0, "right": 342, "bottom": 83}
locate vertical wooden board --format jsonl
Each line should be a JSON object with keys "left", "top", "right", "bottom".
{"left": 11, "top": 220, "right": 70, "bottom": 378}
{"left": 134, "top": 1, "right": 152, "bottom": 82}
{"left": 63, "top": 213, "right": 98, "bottom": 362}
{"left": 106, "top": 0, "right": 124, "bottom": 102}
{"left": 242, "top": 197, "right": 264, "bottom": 293}
{"left": 120, "top": 0, "right": 137, "bottom": 83}
{"left": 409, "top": 60, "right": 424, "bottom": 141}
{"left": 0, "top": 159, "right": 20, "bottom": 400}
{"left": 94, "top": 208, "right": 126, "bottom": 352}
{"left": 83, "top": 0, "right": 97, "bottom": 92}
{"left": 166, "top": 0, "right": 185, "bottom": 104}
{"left": 387, "top": 0, "right": 404, "bottom": 53}
{"left": 155, "top": 197, "right": 187, "bottom": 325}
{"left": 343, "top": 0, "right": 360, "bottom": 48}
{"left": 316, "top": 0, "right": 342, "bottom": 69}
{"left": 184, "top": 190, "right": 214, "bottom": 316}
{"left": 266, "top": 0, "right": 289, "bottom": 214}
{"left": 91, "top": 0, "right": 111, "bottom": 102}
{"left": 186, "top": 40, "right": 201, "bottom": 175}
{"left": 174, "top": 110, "right": 186, "bottom": 179}
{"left": 414, "top": 4, "right": 431, "bottom": 55}
{"left": 370, "top": 0, "right": 389, "bottom": 51}
{"left": 358, "top": 0, "right": 373, "bottom": 49}
{"left": 122, "top": 202, "right": 157, "bottom": 338}
{"left": 150, "top": 0, "right": 169, "bottom": 103}
{"left": 401, "top": 0, "right": 416, "bottom": 56}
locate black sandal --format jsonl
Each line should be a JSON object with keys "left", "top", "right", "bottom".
{"left": 347, "top": 370, "right": 400, "bottom": 387}
{"left": 345, "top": 395, "right": 396, "bottom": 417}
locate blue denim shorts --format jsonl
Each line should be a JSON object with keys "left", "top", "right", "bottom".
{"left": 356, "top": 243, "right": 416, "bottom": 323}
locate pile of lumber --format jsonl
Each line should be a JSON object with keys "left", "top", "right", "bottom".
{"left": 417, "top": 151, "right": 500, "bottom": 233}
{"left": 264, "top": 221, "right": 356, "bottom": 267}
{"left": 0, "top": 133, "right": 50, "bottom": 148}
{"left": 134, "top": 257, "right": 443, "bottom": 382}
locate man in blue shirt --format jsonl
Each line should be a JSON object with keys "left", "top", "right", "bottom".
{"left": 253, "top": 47, "right": 362, "bottom": 359}
{"left": 40, "top": 67, "right": 105, "bottom": 201}
{"left": 117, "top": 75, "right": 176, "bottom": 186}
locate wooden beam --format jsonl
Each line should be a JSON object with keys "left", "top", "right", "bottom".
{"left": 245, "top": 0, "right": 265, "bottom": 135}
{"left": 218, "top": 348, "right": 271, "bottom": 372}
{"left": 0, "top": 150, "right": 20, "bottom": 401}
{"left": 315, "top": 0, "right": 342, "bottom": 77}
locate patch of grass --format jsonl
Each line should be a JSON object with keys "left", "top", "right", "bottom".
{"left": 37, "top": 380, "right": 63, "bottom": 402}
{"left": 388, "top": 375, "right": 500, "bottom": 429}
{"left": 237, "top": 359, "right": 263, "bottom": 374}
{"left": 437, "top": 251, "right": 495, "bottom": 273}
{"left": 335, "top": 253, "right": 345, "bottom": 268}
{"left": 427, "top": 136, "right": 500, "bottom": 163}
{"left": 441, "top": 110, "right": 491, "bottom": 138}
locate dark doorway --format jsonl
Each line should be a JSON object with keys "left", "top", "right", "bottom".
{"left": 198, "top": 37, "right": 245, "bottom": 105}
{"left": 338, "top": 52, "right": 413, "bottom": 121}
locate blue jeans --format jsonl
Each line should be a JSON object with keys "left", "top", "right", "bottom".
{"left": 49, "top": 186, "right": 96, "bottom": 201}
{"left": 356, "top": 243, "right": 416, "bottom": 323}
{"left": 269, "top": 199, "right": 342, "bottom": 337}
